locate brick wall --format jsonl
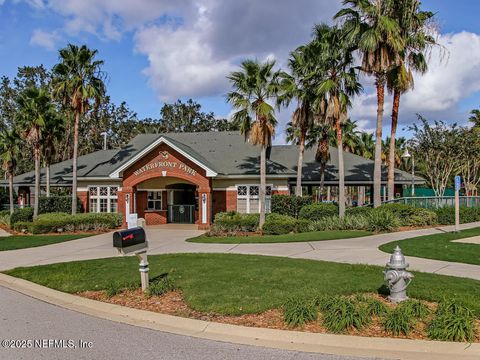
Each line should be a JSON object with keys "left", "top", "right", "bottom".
{"left": 77, "top": 191, "right": 88, "bottom": 213}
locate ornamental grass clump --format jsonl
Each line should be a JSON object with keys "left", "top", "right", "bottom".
{"left": 400, "top": 299, "right": 431, "bottom": 320}
{"left": 366, "top": 298, "right": 389, "bottom": 316}
{"left": 146, "top": 275, "right": 176, "bottom": 297}
{"left": 366, "top": 208, "right": 399, "bottom": 232}
{"left": 283, "top": 296, "right": 318, "bottom": 327}
{"left": 428, "top": 300, "right": 476, "bottom": 342}
{"left": 383, "top": 306, "right": 415, "bottom": 336}
{"left": 105, "top": 282, "right": 122, "bottom": 298}
{"left": 321, "top": 297, "right": 370, "bottom": 333}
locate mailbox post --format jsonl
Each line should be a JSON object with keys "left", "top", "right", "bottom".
{"left": 113, "top": 227, "right": 149, "bottom": 292}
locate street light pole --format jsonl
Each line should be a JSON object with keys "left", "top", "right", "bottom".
{"left": 411, "top": 153, "right": 415, "bottom": 197}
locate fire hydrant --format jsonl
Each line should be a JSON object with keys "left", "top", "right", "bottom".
{"left": 384, "top": 246, "right": 414, "bottom": 303}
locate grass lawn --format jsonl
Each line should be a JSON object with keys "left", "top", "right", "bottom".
{"left": 5, "top": 253, "right": 480, "bottom": 316}
{"left": 187, "top": 230, "right": 373, "bottom": 244}
{"left": 379, "top": 227, "right": 480, "bottom": 266}
{"left": 0, "top": 234, "right": 94, "bottom": 251}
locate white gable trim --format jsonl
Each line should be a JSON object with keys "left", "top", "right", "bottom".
{"left": 109, "top": 137, "right": 218, "bottom": 178}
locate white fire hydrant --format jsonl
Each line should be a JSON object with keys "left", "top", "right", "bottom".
{"left": 384, "top": 246, "right": 414, "bottom": 303}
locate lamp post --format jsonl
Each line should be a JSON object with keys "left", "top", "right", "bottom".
{"left": 402, "top": 149, "right": 415, "bottom": 197}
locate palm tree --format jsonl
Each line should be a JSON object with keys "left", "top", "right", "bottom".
{"left": 0, "top": 129, "right": 20, "bottom": 214}
{"left": 312, "top": 24, "right": 363, "bottom": 217}
{"left": 52, "top": 44, "right": 106, "bottom": 214}
{"left": 336, "top": 0, "right": 404, "bottom": 207}
{"left": 42, "top": 111, "right": 65, "bottom": 197}
{"left": 357, "top": 132, "right": 375, "bottom": 159}
{"left": 340, "top": 118, "right": 361, "bottom": 153}
{"left": 16, "top": 87, "right": 51, "bottom": 219}
{"left": 279, "top": 47, "right": 316, "bottom": 196}
{"left": 386, "top": 0, "right": 435, "bottom": 200}
{"left": 226, "top": 59, "right": 281, "bottom": 227}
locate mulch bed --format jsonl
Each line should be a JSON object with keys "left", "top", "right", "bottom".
{"left": 78, "top": 290, "right": 480, "bottom": 342}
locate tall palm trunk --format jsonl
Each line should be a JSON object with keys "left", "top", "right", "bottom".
{"left": 8, "top": 172, "right": 14, "bottom": 215}
{"left": 33, "top": 145, "right": 40, "bottom": 220}
{"left": 71, "top": 112, "right": 79, "bottom": 215}
{"left": 46, "top": 163, "right": 51, "bottom": 197}
{"left": 259, "top": 144, "right": 266, "bottom": 227}
{"left": 373, "top": 77, "right": 386, "bottom": 208}
{"left": 387, "top": 89, "right": 401, "bottom": 201}
{"left": 319, "top": 163, "right": 326, "bottom": 202}
{"left": 295, "top": 131, "right": 306, "bottom": 196}
{"left": 336, "top": 120, "right": 345, "bottom": 217}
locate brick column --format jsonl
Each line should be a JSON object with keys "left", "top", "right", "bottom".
{"left": 77, "top": 191, "right": 88, "bottom": 213}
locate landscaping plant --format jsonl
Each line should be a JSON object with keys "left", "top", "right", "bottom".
{"left": 283, "top": 296, "right": 318, "bottom": 327}
{"left": 428, "top": 300, "right": 476, "bottom": 342}
{"left": 298, "top": 203, "right": 338, "bottom": 221}
{"left": 262, "top": 213, "right": 298, "bottom": 235}
{"left": 146, "top": 275, "right": 176, "bottom": 297}
{"left": 321, "top": 297, "right": 370, "bottom": 333}
{"left": 105, "top": 282, "right": 122, "bottom": 298}
{"left": 10, "top": 207, "right": 34, "bottom": 226}
{"left": 271, "top": 195, "right": 313, "bottom": 218}
{"left": 383, "top": 306, "right": 415, "bottom": 336}
{"left": 366, "top": 208, "right": 400, "bottom": 232}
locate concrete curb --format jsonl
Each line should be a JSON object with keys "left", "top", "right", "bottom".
{"left": 1, "top": 273, "right": 479, "bottom": 360}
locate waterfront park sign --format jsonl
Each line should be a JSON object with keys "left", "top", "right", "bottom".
{"left": 133, "top": 159, "right": 197, "bottom": 177}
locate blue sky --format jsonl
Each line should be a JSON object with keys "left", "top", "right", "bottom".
{"left": 1, "top": 0, "right": 480, "bottom": 142}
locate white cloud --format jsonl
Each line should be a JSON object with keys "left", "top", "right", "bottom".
{"left": 134, "top": 9, "right": 234, "bottom": 101}
{"left": 29, "top": 29, "right": 60, "bottom": 50}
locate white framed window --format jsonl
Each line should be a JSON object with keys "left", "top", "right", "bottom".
{"left": 236, "top": 184, "right": 272, "bottom": 214}
{"left": 147, "top": 191, "right": 163, "bottom": 210}
{"left": 88, "top": 186, "right": 119, "bottom": 213}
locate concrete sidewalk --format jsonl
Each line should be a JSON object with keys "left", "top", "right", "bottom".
{"left": 0, "top": 223, "right": 479, "bottom": 281}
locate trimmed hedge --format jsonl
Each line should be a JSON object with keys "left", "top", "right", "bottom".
{"left": 346, "top": 206, "right": 372, "bottom": 217}
{"left": 434, "top": 207, "right": 480, "bottom": 225}
{"left": 13, "top": 213, "right": 123, "bottom": 234}
{"left": 262, "top": 213, "right": 299, "bottom": 235}
{"left": 271, "top": 195, "right": 313, "bottom": 218}
{"left": 380, "top": 204, "right": 437, "bottom": 227}
{"left": 39, "top": 196, "right": 83, "bottom": 214}
{"left": 213, "top": 211, "right": 259, "bottom": 234}
{"left": 299, "top": 203, "right": 338, "bottom": 221}
{"left": 10, "top": 207, "right": 34, "bottom": 226}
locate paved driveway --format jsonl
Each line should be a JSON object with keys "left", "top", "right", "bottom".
{"left": 1, "top": 223, "right": 480, "bottom": 281}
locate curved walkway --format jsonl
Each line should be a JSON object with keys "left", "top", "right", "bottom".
{"left": 1, "top": 223, "right": 480, "bottom": 280}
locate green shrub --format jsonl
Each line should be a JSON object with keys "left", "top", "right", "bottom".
{"left": 146, "top": 275, "right": 175, "bottom": 297}
{"left": 0, "top": 210, "right": 10, "bottom": 226}
{"left": 299, "top": 203, "right": 338, "bottom": 221}
{"left": 39, "top": 196, "right": 83, "bottom": 214}
{"left": 106, "top": 282, "right": 122, "bottom": 298}
{"left": 10, "top": 207, "right": 34, "bottom": 226}
{"left": 321, "top": 297, "right": 370, "bottom": 333}
{"left": 17, "top": 212, "right": 122, "bottom": 234}
{"left": 295, "top": 218, "right": 312, "bottom": 233}
{"left": 262, "top": 213, "right": 298, "bottom": 235}
{"left": 366, "top": 298, "right": 389, "bottom": 316}
{"left": 13, "top": 221, "right": 31, "bottom": 233}
{"left": 400, "top": 299, "right": 431, "bottom": 319}
{"left": 213, "top": 212, "right": 259, "bottom": 234}
{"left": 283, "top": 296, "right": 318, "bottom": 327}
{"left": 428, "top": 300, "right": 476, "bottom": 342}
{"left": 380, "top": 204, "right": 437, "bottom": 227}
{"left": 346, "top": 206, "right": 373, "bottom": 217}
{"left": 435, "top": 207, "right": 480, "bottom": 225}
{"left": 271, "top": 195, "right": 313, "bottom": 218}
{"left": 383, "top": 307, "right": 415, "bottom": 336}
{"left": 309, "top": 215, "right": 368, "bottom": 231}
{"left": 366, "top": 208, "right": 399, "bottom": 232}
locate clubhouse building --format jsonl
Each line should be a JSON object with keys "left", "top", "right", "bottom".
{"left": 6, "top": 131, "right": 423, "bottom": 228}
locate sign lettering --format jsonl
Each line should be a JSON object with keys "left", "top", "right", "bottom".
{"left": 134, "top": 161, "right": 197, "bottom": 177}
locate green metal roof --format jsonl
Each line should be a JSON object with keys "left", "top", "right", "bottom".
{"left": 4, "top": 131, "right": 424, "bottom": 186}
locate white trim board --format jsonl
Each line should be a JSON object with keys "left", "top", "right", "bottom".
{"left": 109, "top": 137, "right": 218, "bottom": 178}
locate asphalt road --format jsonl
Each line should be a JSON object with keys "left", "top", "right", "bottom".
{"left": 0, "top": 286, "right": 382, "bottom": 360}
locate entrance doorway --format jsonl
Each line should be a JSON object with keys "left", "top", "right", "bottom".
{"left": 167, "top": 183, "right": 196, "bottom": 224}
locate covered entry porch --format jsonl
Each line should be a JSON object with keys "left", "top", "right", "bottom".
{"left": 131, "top": 176, "right": 208, "bottom": 226}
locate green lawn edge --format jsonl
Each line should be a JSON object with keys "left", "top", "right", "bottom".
{"left": 0, "top": 234, "right": 94, "bottom": 251}
{"left": 379, "top": 227, "right": 480, "bottom": 265}
{"left": 4, "top": 253, "right": 480, "bottom": 316}
{"left": 186, "top": 230, "right": 373, "bottom": 244}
